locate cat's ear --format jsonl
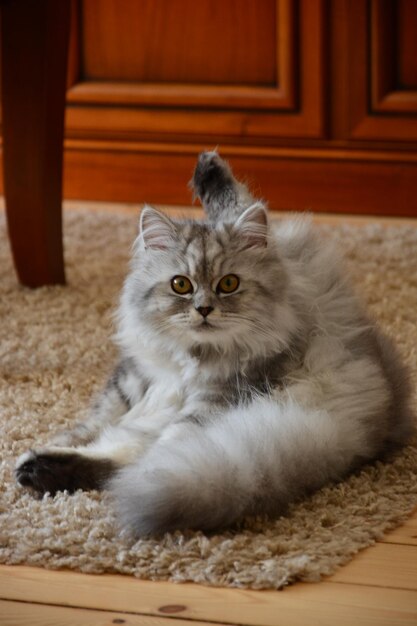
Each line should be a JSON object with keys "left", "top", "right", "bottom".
{"left": 234, "top": 202, "right": 268, "bottom": 248}
{"left": 139, "top": 206, "right": 177, "bottom": 250}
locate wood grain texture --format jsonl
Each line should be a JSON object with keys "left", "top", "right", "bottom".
{"left": 328, "top": 543, "right": 417, "bottom": 589}
{"left": 62, "top": 200, "right": 417, "bottom": 228}
{"left": 1, "top": 139, "right": 416, "bottom": 216}
{"left": 67, "top": 81, "right": 294, "bottom": 111}
{"left": 2, "top": 0, "right": 417, "bottom": 222}
{"left": 67, "top": 0, "right": 300, "bottom": 115}
{"left": 66, "top": 0, "right": 325, "bottom": 139}
{"left": 380, "top": 514, "right": 417, "bottom": 546}
{"left": 65, "top": 101, "right": 324, "bottom": 139}
{"left": 1, "top": 563, "right": 417, "bottom": 626}
{"left": 67, "top": 0, "right": 81, "bottom": 89}
{"left": 398, "top": 0, "right": 417, "bottom": 87}
{"left": 0, "top": 0, "right": 70, "bottom": 287}
{"left": 3, "top": 144, "right": 416, "bottom": 216}
{"left": 347, "top": 0, "right": 417, "bottom": 139}
{"left": 371, "top": 0, "right": 417, "bottom": 114}
{"left": 57, "top": 142, "right": 417, "bottom": 216}
{"left": 0, "top": 599, "right": 225, "bottom": 626}
{"left": 81, "top": 0, "right": 277, "bottom": 85}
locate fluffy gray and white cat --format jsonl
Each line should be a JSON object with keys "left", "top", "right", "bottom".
{"left": 16, "top": 151, "right": 413, "bottom": 536}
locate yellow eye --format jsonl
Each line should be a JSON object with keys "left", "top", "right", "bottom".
{"left": 171, "top": 275, "right": 193, "bottom": 295}
{"left": 217, "top": 274, "right": 239, "bottom": 294}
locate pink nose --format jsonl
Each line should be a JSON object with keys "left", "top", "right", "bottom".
{"left": 196, "top": 306, "right": 214, "bottom": 318}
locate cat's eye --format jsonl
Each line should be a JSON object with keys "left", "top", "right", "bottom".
{"left": 217, "top": 274, "right": 240, "bottom": 294}
{"left": 171, "top": 275, "right": 193, "bottom": 295}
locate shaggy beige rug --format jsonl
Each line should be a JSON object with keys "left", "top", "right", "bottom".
{"left": 0, "top": 208, "right": 416, "bottom": 590}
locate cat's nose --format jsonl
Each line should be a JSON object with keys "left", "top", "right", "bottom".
{"left": 196, "top": 306, "right": 214, "bottom": 318}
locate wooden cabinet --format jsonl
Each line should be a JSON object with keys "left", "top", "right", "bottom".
{"left": 3, "top": 0, "right": 416, "bottom": 215}
{"left": 67, "top": 0, "right": 325, "bottom": 140}
{"left": 340, "top": 0, "right": 417, "bottom": 142}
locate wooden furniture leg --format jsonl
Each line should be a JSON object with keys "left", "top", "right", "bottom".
{"left": 1, "top": 0, "right": 71, "bottom": 287}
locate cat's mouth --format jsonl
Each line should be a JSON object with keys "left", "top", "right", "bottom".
{"left": 194, "top": 319, "right": 216, "bottom": 331}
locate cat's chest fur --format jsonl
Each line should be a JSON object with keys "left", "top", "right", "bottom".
{"left": 128, "top": 337, "right": 300, "bottom": 425}
{"left": 131, "top": 342, "right": 228, "bottom": 420}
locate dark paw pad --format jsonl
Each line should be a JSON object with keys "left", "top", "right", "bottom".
{"left": 191, "top": 151, "right": 235, "bottom": 201}
{"left": 16, "top": 450, "right": 116, "bottom": 495}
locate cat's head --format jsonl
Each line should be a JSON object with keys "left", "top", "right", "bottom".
{"left": 123, "top": 204, "right": 292, "bottom": 357}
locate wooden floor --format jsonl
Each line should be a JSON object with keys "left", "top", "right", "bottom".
{"left": 1, "top": 510, "right": 417, "bottom": 626}
{"left": 1, "top": 202, "right": 417, "bottom": 626}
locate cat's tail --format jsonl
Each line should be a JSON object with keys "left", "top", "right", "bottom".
{"left": 109, "top": 396, "right": 369, "bottom": 537}
{"left": 190, "top": 150, "right": 266, "bottom": 223}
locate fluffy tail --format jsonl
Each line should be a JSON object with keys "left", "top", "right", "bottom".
{"left": 190, "top": 150, "right": 262, "bottom": 223}
{"left": 109, "top": 397, "right": 368, "bottom": 537}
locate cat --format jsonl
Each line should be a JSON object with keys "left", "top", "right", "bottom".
{"left": 16, "top": 151, "right": 413, "bottom": 536}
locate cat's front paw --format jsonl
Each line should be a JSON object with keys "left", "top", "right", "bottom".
{"left": 15, "top": 449, "right": 116, "bottom": 495}
{"left": 191, "top": 150, "right": 234, "bottom": 203}
{"left": 16, "top": 450, "right": 57, "bottom": 494}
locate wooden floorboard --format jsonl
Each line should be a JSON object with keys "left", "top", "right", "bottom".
{"left": 0, "top": 599, "right": 229, "bottom": 626}
{"left": 328, "top": 542, "right": 417, "bottom": 589}
{"left": 1, "top": 563, "right": 417, "bottom": 626}
{"left": 379, "top": 513, "right": 417, "bottom": 546}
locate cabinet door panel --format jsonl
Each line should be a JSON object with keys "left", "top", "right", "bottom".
{"left": 349, "top": 0, "right": 417, "bottom": 140}
{"left": 397, "top": 0, "right": 417, "bottom": 90}
{"left": 82, "top": 0, "right": 277, "bottom": 85}
{"left": 66, "top": 0, "right": 325, "bottom": 140}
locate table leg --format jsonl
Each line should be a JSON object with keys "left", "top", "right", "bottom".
{"left": 1, "top": 0, "right": 71, "bottom": 287}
